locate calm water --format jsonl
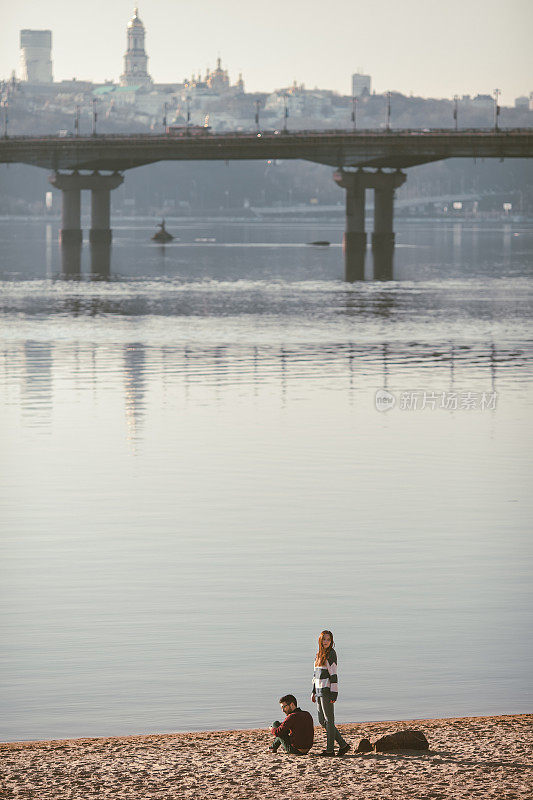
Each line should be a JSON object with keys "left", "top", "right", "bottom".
{"left": 1, "top": 216, "right": 532, "bottom": 742}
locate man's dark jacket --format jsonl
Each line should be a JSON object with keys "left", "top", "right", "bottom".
{"left": 273, "top": 708, "right": 314, "bottom": 752}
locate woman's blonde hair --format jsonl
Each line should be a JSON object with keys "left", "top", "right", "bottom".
{"left": 315, "top": 630, "right": 334, "bottom": 666}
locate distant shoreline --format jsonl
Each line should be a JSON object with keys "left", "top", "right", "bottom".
{"left": 0, "top": 212, "right": 532, "bottom": 223}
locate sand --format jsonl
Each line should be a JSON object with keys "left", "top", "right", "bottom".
{"left": 1, "top": 714, "right": 531, "bottom": 799}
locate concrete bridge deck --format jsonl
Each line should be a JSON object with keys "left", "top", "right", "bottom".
{"left": 1, "top": 128, "right": 532, "bottom": 172}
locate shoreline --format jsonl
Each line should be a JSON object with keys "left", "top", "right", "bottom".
{"left": 1, "top": 712, "right": 530, "bottom": 747}
{"left": 1, "top": 714, "right": 531, "bottom": 799}
{"left": 1, "top": 213, "right": 533, "bottom": 223}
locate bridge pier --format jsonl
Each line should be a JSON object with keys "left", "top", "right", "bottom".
{"left": 48, "top": 173, "right": 82, "bottom": 245}
{"left": 49, "top": 171, "right": 124, "bottom": 246}
{"left": 372, "top": 170, "right": 406, "bottom": 280}
{"left": 89, "top": 174, "right": 123, "bottom": 244}
{"left": 333, "top": 169, "right": 367, "bottom": 281}
{"left": 333, "top": 168, "right": 406, "bottom": 281}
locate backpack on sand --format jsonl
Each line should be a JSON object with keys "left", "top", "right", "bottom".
{"left": 374, "top": 729, "right": 429, "bottom": 752}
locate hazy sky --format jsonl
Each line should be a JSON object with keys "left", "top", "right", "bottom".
{"left": 2, "top": 0, "right": 531, "bottom": 103}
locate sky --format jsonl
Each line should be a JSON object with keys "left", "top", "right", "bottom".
{"left": 1, "top": 0, "right": 532, "bottom": 104}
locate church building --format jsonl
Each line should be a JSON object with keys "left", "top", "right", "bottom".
{"left": 120, "top": 8, "right": 152, "bottom": 87}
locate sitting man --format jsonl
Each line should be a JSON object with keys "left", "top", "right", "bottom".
{"left": 270, "top": 694, "right": 314, "bottom": 754}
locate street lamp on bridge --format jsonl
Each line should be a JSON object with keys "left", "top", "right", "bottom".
{"left": 186, "top": 95, "right": 191, "bottom": 127}
{"left": 2, "top": 99, "right": 8, "bottom": 139}
{"left": 255, "top": 99, "right": 261, "bottom": 132}
{"left": 386, "top": 91, "right": 391, "bottom": 131}
{"left": 92, "top": 98, "right": 98, "bottom": 137}
{"left": 493, "top": 88, "right": 501, "bottom": 131}
{"left": 283, "top": 93, "right": 289, "bottom": 133}
{"left": 453, "top": 95, "right": 459, "bottom": 130}
{"left": 351, "top": 94, "right": 357, "bottom": 130}
{"left": 163, "top": 101, "right": 168, "bottom": 131}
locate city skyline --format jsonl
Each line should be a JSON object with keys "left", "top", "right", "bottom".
{"left": 1, "top": 0, "right": 531, "bottom": 103}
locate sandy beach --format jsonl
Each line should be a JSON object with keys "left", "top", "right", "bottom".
{"left": 1, "top": 714, "right": 531, "bottom": 799}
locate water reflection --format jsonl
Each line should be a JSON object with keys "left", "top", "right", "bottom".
{"left": 75, "top": 238, "right": 398, "bottom": 282}
{"left": 58, "top": 242, "right": 112, "bottom": 281}
{"left": 339, "top": 288, "right": 398, "bottom": 318}
{"left": 10, "top": 340, "right": 529, "bottom": 436}
{"left": 60, "top": 243, "right": 81, "bottom": 279}
{"left": 503, "top": 225, "right": 512, "bottom": 269}
{"left": 124, "top": 343, "right": 146, "bottom": 446}
{"left": 90, "top": 243, "right": 111, "bottom": 281}
{"left": 21, "top": 341, "right": 53, "bottom": 426}
{"left": 4, "top": 280, "right": 528, "bottom": 333}
{"left": 45, "top": 224, "right": 53, "bottom": 280}
{"left": 453, "top": 222, "right": 462, "bottom": 268}
{"left": 371, "top": 241, "right": 395, "bottom": 281}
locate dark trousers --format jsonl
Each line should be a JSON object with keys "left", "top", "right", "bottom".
{"left": 271, "top": 721, "right": 305, "bottom": 754}
{"left": 316, "top": 696, "right": 348, "bottom": 752}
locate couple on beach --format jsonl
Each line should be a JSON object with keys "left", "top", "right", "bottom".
{"left": 270, "top": 629, "right": 351, "bottom": 757}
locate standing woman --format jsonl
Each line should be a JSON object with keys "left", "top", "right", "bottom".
{"left": 312, "top": 630, "right": 351, "bottom": 756}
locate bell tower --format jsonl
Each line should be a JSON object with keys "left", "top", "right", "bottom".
{"left": 120, "top": 8, "right": 152, "bottom": 87}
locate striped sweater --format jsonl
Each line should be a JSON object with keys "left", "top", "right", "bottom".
{"left": 312, "top": 648, "right": 339, "bottom": 701}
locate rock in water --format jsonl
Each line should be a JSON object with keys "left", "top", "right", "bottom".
{"left": 374, "top": 730, "right": 429, "bottom": 752}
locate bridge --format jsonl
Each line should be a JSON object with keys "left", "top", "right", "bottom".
{"left": 1, "top": 128, "right": 532, "bottom": 280}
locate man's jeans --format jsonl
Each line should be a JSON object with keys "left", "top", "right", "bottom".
{"left": 271, "top": 721, "right": 305, "bottom": 754}
{"left": 316, "top": 695, "right": 348, "bottom": 753}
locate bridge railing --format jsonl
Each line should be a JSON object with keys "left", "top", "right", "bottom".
{"left": 2, "top": 127, "right": 532, "bottom": 143}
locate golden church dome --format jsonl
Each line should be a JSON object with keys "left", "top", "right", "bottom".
{"left": 128, "top": 8, "right": 144, "bottom": 28}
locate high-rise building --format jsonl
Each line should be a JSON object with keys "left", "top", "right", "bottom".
{"left": 352, "top": 73, "right": 371, "bottom": 97}
{"left": 20, "top": 30, "right": 53, "bottom": 83}
{"left": 120, "top": 8, "right": 152, "bottom": 87}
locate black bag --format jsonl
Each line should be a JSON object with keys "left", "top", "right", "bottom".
{"left": 374, "top": 729, "right": 429, "bottom": 752}
{"left": 356, "top": 737, "right": 373, "bottom": 753}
